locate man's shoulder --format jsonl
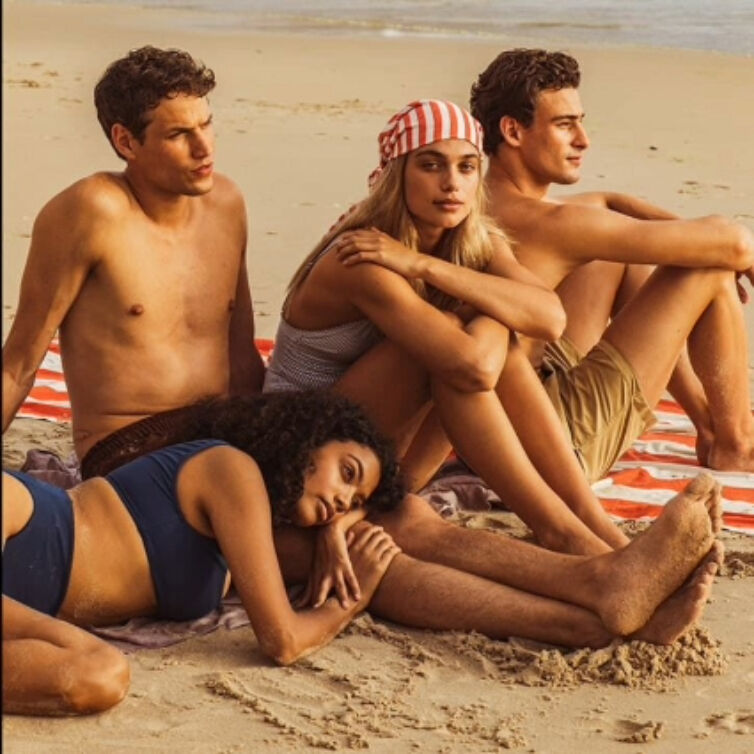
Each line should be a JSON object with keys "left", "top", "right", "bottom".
{"left": 491, "top": 189, "right": 561, "bottom": 231}
{"left": 40, "top": 172, "right": 132, "bottom": 223}
{"left": 205, "top": 172, "right": 245, "bottom": 210}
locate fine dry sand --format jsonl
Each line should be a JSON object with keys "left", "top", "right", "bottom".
{"left": 3, "top": 2, "right": 754, "bottom": 752}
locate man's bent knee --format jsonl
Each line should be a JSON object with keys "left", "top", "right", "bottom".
{"left": 370, "top": 493, "right": 447, "bottom": 546}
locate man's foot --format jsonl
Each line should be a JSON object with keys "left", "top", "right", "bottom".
{"left": 595, "top": 473, "right": 719, "bottom": 636}
{"left": 632, "top": 540, "right": 723, "bottom": 644}
{"left": 695, "top": 429, "right": 713, "bottom": 468}
{"left": 707, "top": 439, "right": 754, "bottom": 473}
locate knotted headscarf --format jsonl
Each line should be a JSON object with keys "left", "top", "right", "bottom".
{"left": 368, "top": 99, "right": 484, "bottom": 189}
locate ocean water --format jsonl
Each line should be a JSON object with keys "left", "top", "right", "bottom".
{"left": 26, "top": 0, "right": 754, "bottom": 55}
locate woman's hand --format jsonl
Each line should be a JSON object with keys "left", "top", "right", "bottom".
{"left": 296, "top": 523, "right": 362, "bottom": 610}
{"left": 334, "top": 228, "right": 427, "bottom": 279}
{"left": 347, "top": 523, "right": 401, "bottom": 607}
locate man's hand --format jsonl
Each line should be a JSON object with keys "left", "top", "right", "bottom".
{"left": 737, "top": 267, "right": 754, "bottom": 304}
{"left": 334, "top": 228, "right": 426, "bottom": 279}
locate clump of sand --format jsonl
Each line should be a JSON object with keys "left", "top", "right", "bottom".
{"left": 349, "top": 616, "right": 727, "bottom": 691}
{"left": 721, "top": 550, "right": 754, "bottom": 578}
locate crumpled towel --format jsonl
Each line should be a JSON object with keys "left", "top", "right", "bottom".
{"left": 21, "top": 448, "right": 81, "bottom": 489}
{"left": 90, "top": 592, "right": 252, "bottom": 652}
{"left": 419, "top": 460, "right": 501, "bottom": 518}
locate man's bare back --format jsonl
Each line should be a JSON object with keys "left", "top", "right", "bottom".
{"left": 2, "top": 47, "right": 264, "bottom": 462}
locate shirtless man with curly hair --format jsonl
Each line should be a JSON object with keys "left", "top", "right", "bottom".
{"left": 2, "top": 46, "right": 265, "bottom": 476}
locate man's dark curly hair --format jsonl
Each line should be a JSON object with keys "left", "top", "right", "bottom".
{"left": 94, "top": 45, "right": 216, "bottom": 159}
{"left": 470, "top": 48, "right": 580, "bottom": 156}
{"left": 188, "top": 391, "right": 405, "bottom": 524}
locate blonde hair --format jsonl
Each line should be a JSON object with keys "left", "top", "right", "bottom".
{"left": 288, "top": 152, "right": 504, "bottom": 311}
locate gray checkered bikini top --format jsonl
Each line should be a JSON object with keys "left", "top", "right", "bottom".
{"left": 263, "top": 242, "right": 382, "bottom": 393}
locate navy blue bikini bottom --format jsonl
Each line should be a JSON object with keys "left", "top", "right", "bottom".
{"left": 3, "top": 439, "right": 231, "bottom": 621}
{"left": 3, "top": 470, "right": 74, "bottom": 616}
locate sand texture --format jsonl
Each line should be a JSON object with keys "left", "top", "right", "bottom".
{"left": 3, "top": 2, "right": 754, "bottom": 752}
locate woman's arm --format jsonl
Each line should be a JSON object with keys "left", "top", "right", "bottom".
{"left": 297, "top": 507, "right": 368, "bottom": 609}
{"left": 335, "top": 229, "right": 565, "bottom": 341}
{"left": 192, "top": 448, "right": 398, "bottom": 665}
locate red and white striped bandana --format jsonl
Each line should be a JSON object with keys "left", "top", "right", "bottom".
{"left": 368, "top": 99, "right": 484, "bottom": 189}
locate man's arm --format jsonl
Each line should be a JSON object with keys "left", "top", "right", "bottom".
{"left": 531, "top": 201, "right": 753, "bottom": 270}
{"left": 2, "top": 187, "right": 98, "bottom": 430}
{"left": 228, "top": 251, "right": 265, "bottom": 395}
{"left": 559, "top": 191, "right": 678, "bottom": 220}
{"left": 481, "top": 233, "right": 566, "bottom": 340}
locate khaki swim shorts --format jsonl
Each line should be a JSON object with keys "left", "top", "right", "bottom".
{"left": 539, "top": 336, "right": 655, "bottom": 482}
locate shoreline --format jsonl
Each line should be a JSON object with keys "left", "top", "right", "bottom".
{"left": 19, "top": 0, "right": 754, "bottom": 56}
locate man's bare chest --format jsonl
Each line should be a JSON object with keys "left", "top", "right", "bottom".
{"left": 72, "top": 232, "right": 241, "bottom": 334}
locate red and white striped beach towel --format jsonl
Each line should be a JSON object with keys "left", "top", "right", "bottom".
{"left": 18, "top": 340, "right": 754, "bottom": 534}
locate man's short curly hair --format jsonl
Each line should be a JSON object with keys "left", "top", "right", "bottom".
{"left": 94, "top": 45, "right": 215, "bottom": 158}
{"left": 191, "top": 391, "right": 405, "bottom": 524}
{"left": 470, "top": 48, "right": 580, "bottom": 155}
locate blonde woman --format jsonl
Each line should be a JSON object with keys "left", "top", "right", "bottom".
{"left": 266, "top": 99, "right": 629, "bottom": 565}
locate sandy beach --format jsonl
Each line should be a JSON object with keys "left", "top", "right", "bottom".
{"left": 3, "top": 1, "right": 754, "bottom": 752}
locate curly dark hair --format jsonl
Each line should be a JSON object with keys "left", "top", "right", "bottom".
{"left": 94, "top": 45, "right": 216, "bottom": 159}
{"left": 186, "top": 391, "right": 405, "bottom": 524}
{"left": 470, "top": 48, "right": 580, "bottom": 155}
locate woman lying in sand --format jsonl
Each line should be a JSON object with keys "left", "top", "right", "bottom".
{"left": 3, "top": 389, "right": 724, "bottom": 716}
{"left": 264, "top": 99, "right": 629, "bottom": 558}
{"left": 2, "top": 391, "right": 403, "bottom": 716}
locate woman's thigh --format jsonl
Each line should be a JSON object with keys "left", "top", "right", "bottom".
{"left": 334, "top": 338, "right": 433, "bottom": 454}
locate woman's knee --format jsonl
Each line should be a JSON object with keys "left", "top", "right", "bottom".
{"left": 61, "top": 644, "right": 130, "bottom": 714}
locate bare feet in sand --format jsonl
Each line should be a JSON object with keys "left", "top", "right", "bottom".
{"left": 596, "top": 473, "right": 721, "bottom": 636}
{"left": 633, "top": 540, "right": 724, "bottom": 644}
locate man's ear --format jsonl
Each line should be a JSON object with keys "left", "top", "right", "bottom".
{"left": 111, "top": 123, "right": 138, "bottom": 161}
{"left": 499, "top": 115, "right": 524, "bottom": 147}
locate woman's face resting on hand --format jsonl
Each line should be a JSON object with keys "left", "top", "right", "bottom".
{"left": 292, "top": 440, "right": 382, "bottom": 527}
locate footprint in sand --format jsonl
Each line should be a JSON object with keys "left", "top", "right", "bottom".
{"left": 721, "top": 551, "right": 754, "bottom": 579}
{"left": 704, "top": 710, "right": 754, "bottom": 735}
{"left": 613, "top": 718, "right": 664, "bottom": 743}
{"left": 6, "top": 79, "right": 43, "bottom": 88}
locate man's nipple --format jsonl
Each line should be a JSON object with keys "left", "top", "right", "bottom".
{"left": 128, "top": 303, "right": 145, "bottom": 316}
{"left": 228, "top": 298, "right": 235, "bottom": 312}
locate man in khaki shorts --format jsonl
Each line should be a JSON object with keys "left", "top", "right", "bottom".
{"left": 470, "top": 48, "right": 754, "bottom": 479}
{"left": 537, "top": 334, "right": 654, "bottom": 481}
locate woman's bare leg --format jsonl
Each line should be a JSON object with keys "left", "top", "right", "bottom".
{"left": 337, "top": 321, "right": 619, "bottom": 555}
{"left": 3, "top": 596, "right": 130, "bottom": 715}
{"left": 494, "top": 336, "right": 629, "bottom": 549}
{"left": 431, "top": 376, "right": 613, "bottom": 555}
